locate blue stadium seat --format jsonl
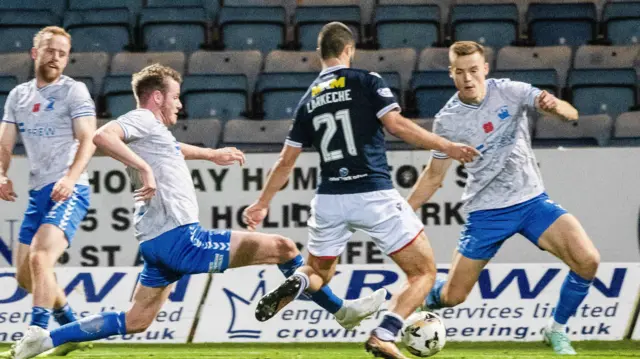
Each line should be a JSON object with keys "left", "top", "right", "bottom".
{"left": 64, "top": 9, "right": 133, "bottom": 53}
{"left": 0, "top": 76, "right": 18, "bottom": 118}
{"left": 0, "top": 0, "right": 66, "bottom": 18}
{"left": 101, "top": 75, "right": 135, "bottom": 118}
{"left": 527, "top": 3, "right": 596, "bottom": 46}
{"left": 222, "top": 119, "right": 290, "bottom": 152}
{"left": 490, "top": 69, "right": 559, "bottom": 96}
{"left": 140, "top": 7, "right": 208, "bottom": 52}
{"left": 255, "top": 73, "right": 318, "bottom": 120}
{"left": 568, "top": 69, "right": 637, "bottom": 118}
{"left": 0, "top": 10, "right": 59, "bottom": 53}
{"left": 65, "top": 52, "right": 110, "bottom": 97}
{"left": 295, "top": 6, "right": 361, "bottom": 50}
{"left": 182, "top": 74, "right": 248, "bottom": 121}
{"left": 603, "top": 2, "right": 640, "bottom": 45}
{"left": 451, "top": 4, "right": 519, "bottom": 50}
{"left": 67, "top": 0, "right": 142, "bottom": 14}
{"left": 218, "top": 6, "right": 286, "bottom": 53}
{"left": 374, "top": 5, "right": 440, "bottom": 50}
{"left": 411, "top": 71, "right": 457, "bottom": 118}
{"left": 0, "top": 53, "right": 32, "bottom": 83}
{"left": 612, "top": 111, "right": 640, "bottom": 146}
{"left": 147, "top": 0, "right": 219, "bottom": 17}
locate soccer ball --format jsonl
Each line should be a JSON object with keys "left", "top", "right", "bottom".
{"left": 401, "top": 311, "right": 446, "bottom": 357}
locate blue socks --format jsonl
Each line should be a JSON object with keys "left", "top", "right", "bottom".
{"left": 53, "top": 303, "right": 77, "bottom": 326}
{"left": 553, "top": 271, "right": 592, "bottom": 325}
{"left": 424, "top": 277, "right": 446, "bottom": 310}
{"left": 374, "top": 313, "right": 404, "bottom": 341}
{"left": 30, "top": 306, "right": 52, "bottom": 329}
{"left": 50, "top": 311, "right": 126, "bottom": 347}
{"left": 278, "top": 254, "right": 344, "bottom": 314}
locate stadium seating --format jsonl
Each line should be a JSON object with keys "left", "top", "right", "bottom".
{"left": 295, "top": 6, "right": 361, "bottom": 50}
{"left": 374, "top": 5, "right": 440, "bottom": 50}
{"left": 0, "top": 76, "right": 18, "bottom": 118}
{"left": 101, "top": 75, "right": 136, "bottom": 118}
{"left": 527, "top": 2, "right": 597, "bottom": 46}
{"left": 0, "top": 10, "right": 59, "bottom": 53}
{"left": 573, "top": 45, "right": 639, "bottom": 69}
{"left": 0, "top": 53, "right": 33, "bottom": 83}
{"left": 496, "top": 46, "right": 572, "bottom": 87}
{"left": 534, "top": 114, "right": 612, "bottom": 147}
{"left": 140, "top": 7, "right": 208, "bottom": 52}
{"left": 568, "top": 69, "right": 637, "bottom": 118}
{"left": 67, "top": 0, "right": 142, "bottom": 14}
{"left": 218, "top": 6, "right": 286, "bottom": 53}
{"left": 612, "top": 111, "right": 640, "bottom": 146}
{"left": 264, "top": 51, "right": 322, "bottom": 73}
{"left": 170, "top": 119, "right": 222, "bottom": 148}
{"left": 255, "top": 73, "right": 318, "bottom": 120}
{"left": 490, "top": 69, "right": 558, "bottom": 95}
{"left": 0, "top": 0, "right": 66, "bottom": 18}
{"left": 353, "top": 48, "right": 417, "bottom": 93}
{"left": 65, "top": 52, "right": 110, "bottom": 97}
{"left": 182, "top": 74, "right": 248, "bottom": 121}
{"left": 64, "top": 9, "right": 133, "bottom": 53}
{"left": 111, "top": 52, "right": 186, "bottom": 75}
{"left": 451, "top": 4, "right": 519, "bottom": 49}
{"left": 411, "top": 71, "right": 457, "bottom": 118}
{"left": 147, "top": 0, "right": 220, "bottom": 18}
{"left": 385, "top": 118, "right": 434, "bottom": 150}
{"left": 603, "top": 1, "right": 640, "bottom": 45}
{"left": 221, "top": 119, "right": 290, "bottom": 152}
{"left": 418, "top": 47, "right": 495, "bottom": 71}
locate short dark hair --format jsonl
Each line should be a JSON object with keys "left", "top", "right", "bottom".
{"left": 131, "top": 63, "right": 182, "bottom": 105}
{"left": 317, "top": 22, "right": 354, "bottom": 60}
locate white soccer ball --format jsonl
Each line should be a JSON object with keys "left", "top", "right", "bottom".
{"left": 401, "top": 311, "right": 446, "bottom": 357}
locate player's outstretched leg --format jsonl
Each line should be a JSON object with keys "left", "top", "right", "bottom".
{"left": 537, "top": 214, "right": 600, "bottom": 356}
{"left": 365, "top": 233, "right": 435, "bottom": 359}
{"left": 277, "top": 253, "right": 387, "bottom": 329}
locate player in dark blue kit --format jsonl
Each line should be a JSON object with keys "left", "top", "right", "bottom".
{"left": 244, "top": 22, "right": 479, "bottom": 358}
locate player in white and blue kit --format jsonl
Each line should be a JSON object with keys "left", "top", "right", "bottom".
{"left": 407, "top": 41, "right": 601, "bottom": 355}
{"left": 0, "top": 26, "right": 96, "bottom": 358}
{"left": 13, "top": 63, "right": 386, "bottom": 359}
{"left": 244, "top": 23, "right": 478, "bottom": 359}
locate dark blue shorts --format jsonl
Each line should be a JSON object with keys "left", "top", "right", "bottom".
{"left": 458, "top": 193, "right": 568, "bottom": 260}
{"left": 19, "top": 182, "right": 90, "bottom": 246}
{"left": 139, "top": 223, "right": 232, "bottom": 288}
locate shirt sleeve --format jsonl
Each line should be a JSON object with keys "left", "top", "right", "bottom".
{"left": 67, "top": 81, "right": 96, "bottom": 120}
{"left": 499, "top": 79, "right": 542, "bottom": 109}
{"left": 431, "top": 116, "right": 454, "bottom": 160}
{"left": 366, "top": 72, "right": 401, "bottom": 119}
{"left": 285, "top": 107, "right": 312, "bottom": 148}
{"left": 116, "top": 112, "right": 155, "bottom": 142}
{"left": 1, "top": 88, "right": 17, "bottom": 124}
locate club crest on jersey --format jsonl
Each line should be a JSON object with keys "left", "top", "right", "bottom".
{"left": 497, "top": 106, "right": 511, "bottom": 121}
{"left": 483, "top": 122, "right": 494, "bottom": 133}
{"left": 45, "top": 97, "right": 55, "bottom": 111}
{"left": 339, "top": 167, "right": 349, "bottom": 177}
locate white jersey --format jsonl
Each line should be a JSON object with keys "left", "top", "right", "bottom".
{"left": 432, "top": 78, "right": 544, "bottom": 213}
{"left": 2, "top": 75, "right": 95, "bottom": 190}
{"left": 116, "top": 109, "right": 199, "bottom": 242}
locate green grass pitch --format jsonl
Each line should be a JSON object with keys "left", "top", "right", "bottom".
{"left": 2, "top": 341, "right": 640, "bottom": 358}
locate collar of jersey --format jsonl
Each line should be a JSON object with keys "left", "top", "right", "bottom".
{"left": 319, "top": 65, "right": 347, "bottom": 76}
{"left": 455, "top": 83, "right": 490, "bottom": 109}
{"left": 34, "top": 76, "right": 65, "bottom": 92}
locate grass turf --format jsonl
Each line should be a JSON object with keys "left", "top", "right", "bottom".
{"left": 1, "top": 341, "right": 640, "bottom": 358}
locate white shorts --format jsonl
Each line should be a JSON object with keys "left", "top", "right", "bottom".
{"left": 307, "top": 189, "right": 425, "bottom": 258}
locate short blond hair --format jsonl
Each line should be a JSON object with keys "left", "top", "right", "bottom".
{"left": 449, "top": 41, "right": 485, "bottom": 63}
{"left": 131, "top": 64, "right": 182, "bottom": 105}
{"left": 33, "top": 26, "right": 71, "bottom": 49}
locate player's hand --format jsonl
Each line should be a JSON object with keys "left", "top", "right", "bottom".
{"left": 443, "top": 142, "right": 481, "bottom": 164}
{"left": 134, "top": 166, "right": 157, "bottom": 202}
{"left": 242, "top": 201, "right": 268, "bottom": 231}
{"left": 51, "top": 176, "right": 75, "bottom": 202}
{"left": 0, "top": 176, "right": 17, "bottom": 202}
{"left": 537, "top": 90, "right": 559, "bottom": 112}
{"left": 210, "top": 147, "right": 246, "bottom": 166}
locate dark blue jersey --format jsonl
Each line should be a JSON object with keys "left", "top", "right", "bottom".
{"left": 285, "top": 65, "right": 400, "bottom": 194}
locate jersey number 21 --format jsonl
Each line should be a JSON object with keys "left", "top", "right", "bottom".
{"left": 312, "top": 109, "right": 357, "bottom": 162}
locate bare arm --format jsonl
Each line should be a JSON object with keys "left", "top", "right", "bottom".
{"left": 380, "top": 111, "right": 480, "bottom": 163}
{"left": 0, "top": 122, "right": 16, "bottom": 177}
{"left": 535, "top": 90, "right": 579, "bottom": 121}
{"left": 67, "top": 116, "right": 97, "bottom": 181}
{"left": 180, "top": 143, "right": 246, "bottom": 166}
{"left": 406, "top": 157, "right": 453, "bottom": 211}
{"left": 243, "top": 144, "right": 302, "bottom": 230}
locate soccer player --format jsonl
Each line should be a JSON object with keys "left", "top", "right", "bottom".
{"left": 12, "top": 63, "right": 385, "bottom": 359}
{"left": 243, "top": 22, "right": 479, "bottom": 358}
{"left": 0, "top": 26, "right": 96, "bottom": 358}
{"left": 407, "top": 41, "right": 600, "bottom": 355}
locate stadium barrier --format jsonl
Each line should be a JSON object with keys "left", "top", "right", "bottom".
{"left": 1, "top": 263, "right": 639, "bottom": 343}
{"left": 1, "top": 148, "right": 639, "bottom": 267}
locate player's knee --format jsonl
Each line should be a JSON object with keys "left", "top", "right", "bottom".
{"left": 576, "top": 249, "right": 600, "bottom": 279}
{"left": 28, "top": 250, "right": 51, "bottom": 271}
{"left": 273, "top": 235, "right": 298, "bottom": 263}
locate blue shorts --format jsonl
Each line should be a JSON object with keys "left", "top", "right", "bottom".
{"left": 19, "top": 182, "right": 90, "bottom": 246}
{"left": 458, "top": 193, "right": 568, "bottom": 260}
{"left": 138, "top": 223, "right": 232, "bottom": 288}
